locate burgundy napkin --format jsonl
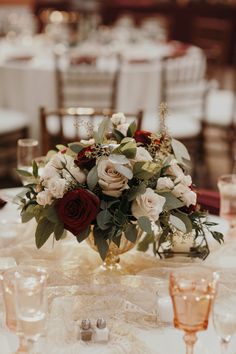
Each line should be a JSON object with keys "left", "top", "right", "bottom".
{"left": 197, "top": 189, "right": 220, "bottom": 216}
{"left": 0, "top": 198, "right": 7, "bottom": 209}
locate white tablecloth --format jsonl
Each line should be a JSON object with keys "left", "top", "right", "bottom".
{"left": 0, "top": 37, "right": 204, "bottom": 141}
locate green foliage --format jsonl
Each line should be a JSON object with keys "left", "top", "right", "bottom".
{"left": 35, "top": 218, "right": 54, "bottom": 248}
{"left": 127, "top": 121, "right": 137, "bottom": 137}
{"left": 87, "top": 165, "right": 98, "bottom": 191}
{"left": 68, "top": 143, "right": 85, "bottom": 154}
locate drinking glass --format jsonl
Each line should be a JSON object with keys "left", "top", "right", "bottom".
{"left": 14, "top": 268, "right": 47, "bottom": 352}
{"left": 213, "top": 284, "right": 236, "bottom": 354}
{"left": 218, "top": 174, "right": 236, "bottom": 237}
{"left": 169, "top": 267, "right": 219, "bottom": 354}
{"left": 1, "top": 266, "right": 47, "bottom": 333}
{"left": 17, "top": 139, "right": 39, "bottom": 185}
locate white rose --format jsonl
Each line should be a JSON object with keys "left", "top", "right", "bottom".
{"left": 80, "top": 138, "right": 95, "bottom": 145}
{"left": 70, "top": 167, "right": 86, "bottom": 184}
{"left": 47, "top": 178, "right": 66, "bottom": 198}
{"left": 181, "top": 175, "right": 192, "bottom": 187}
{"left": 111, "top": 112, "right": 126, "bottom": 126}
{"left": 182, "top": 190, "right": 197, "bottom": 207}
{"left": 169, "top": 161, "right": 185, "bottom": 179}
{"left": 156, "top": 177, "right": 174, "bottom": 190}
{"left": 131, "top": 188, "right": 166, "bottom": 221}
{"left": 117, "top": 123, "right": 129, "bottom": 136}
{"left": 172, "top": 183, "right": 196, "bottom": 207}
{"left": 50, "top": 153, "right": 74, "bottom": 170}
{"left": 172, "top": 183, "right": 189, "bottom": 198}
{"left": 97, "top": 157, "right": 129, "bottom": 197}
{"left": 36, "top": 190, "right": 53, "bottom": 206}
{"left": 135, "top": 147, "right": 152, "bottom": 162}
{"left": 41, "top": 164, "right": 58, "bottom": 182}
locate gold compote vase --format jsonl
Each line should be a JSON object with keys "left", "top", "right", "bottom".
{"left": 87, "top": 227, "right": 144, "bottom": 274}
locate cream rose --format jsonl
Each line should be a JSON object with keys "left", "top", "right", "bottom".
{"left": 111, "top": 112, "right": 126, "bottom": 126}
{"left": 36, "top": 190, "right": 53, "bottom": 206}
{"left": 131, "top": 188, "right": 166, "bottom": 221}
{"left": 156, "top": 177, "right": 174, "bottom": 190}
{"left": 47, "top": 178, "right": 66, "bottom": 198}
{"left": 172, "top": 183, "right": 196, "bottom": 207}
{"left": 41, "top": 164, "right": 58, "bottom": 182}
{"left": 97, "top": 157, "right": 129, "bottom": 197}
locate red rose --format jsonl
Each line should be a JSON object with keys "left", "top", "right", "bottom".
{"left": 74, "top": 146, "right": 96, "bottom": 170}
{"left": 56, "top": 189, "right": 100, "bottom": 235}
{"left": 134, "top": 130, "right": 152, "bottom": 145}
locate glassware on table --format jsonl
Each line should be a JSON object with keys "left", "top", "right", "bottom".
{"left": 169, "top": 267, "right": 219, "bottom": 354}
{"left": 213, "top": 284, "right": 236, "bottom": 354}
{"left": 14, "top": 267, "right": 47, "bottom": 351}
{"left": 1, "top": 266, "right": 47, "bottom": 333}
{"left": 17, "top": 139, "right": 39, "bottom": 185}
{"left": 218, "top": 174, "right": 236, "bottom": 238}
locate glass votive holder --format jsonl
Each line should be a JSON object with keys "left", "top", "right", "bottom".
{"left": 156, "top": 282, "right": 173, "bottom": 327}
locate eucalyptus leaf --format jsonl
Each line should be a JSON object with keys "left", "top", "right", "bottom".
{"left": 170, "top": 211, "right": 192, "bottom": 233}
{"left": 17, "top": 169, "right": 32, "bottom": 177}
{"left": 95, "top": 118, "right": 109, "bottom": 144}
{"left": 171, "top": 139, "right": 191, "bottom": 164}
{"left": 137, "top": 233, "right": 154, "bottom": 252}
{"left": 211, "top": 231, "right": 224, "bottom": 244}
{"left": 128, "top": 183, "right": 146, "bottom": 201}
{"left": 54, "top": 223, "right": 65, "bottom": 241}
{"left": 21, "top": 210, "right": 34, "bottom": 223}
{"left": 35, "top": 218, "right": 54, "bottom": 248}
{"left": 56, "top": 144, "right": 67, "bottom": 151}
{"left": 124, "top": 223, "right": 137, "bottom": 243}
{"left": 109, "top": 154, "right": 130, "bottom": 165}
{"left": 32, "top": 160, "right": 38, "bottom": 178}
{"left": 96, "top": 209, "right": 112, "bottom": 230}
{"left": 127, "top": 121, "right": 137, "bottom": 137}
{"left": 112, "top": 128, "right": 125, "bottom": 143}
{"left": 76, "top": 226, "right": 91, "bottom": 243}
{"left": 138, "top": 216, "right": 153, "bottom": 235}
{"left": 159, "top": 192, "right": 185, "bottom": 211}
{"left": 114, "top": 164, "right": 133, "bottom": 179}
{"left": 87, "top": 165, "right": 98, "bottom": 191}
{"left": 68, "top": 143, "right": 85, "bottom": 154}
{"left": 93, "top": 227, "right": 109, "bottom": 260}
{"left": 120, "top": 141, "right": 136, "bottom": 159}
{"left": 44, "top": 205, "right": 60, "bottom": 224}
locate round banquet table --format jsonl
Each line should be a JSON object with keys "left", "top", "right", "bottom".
{"left": 0, "top": 35, "right": 205, "bottom": 141}
{"left": 1, "top": 187, "right": 236, "bottom": 353}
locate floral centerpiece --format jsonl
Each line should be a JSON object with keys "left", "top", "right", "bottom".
{"left": 17, "top": 109, "right": 223, "bottom": 262}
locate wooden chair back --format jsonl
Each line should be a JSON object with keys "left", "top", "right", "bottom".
{"left": 40, "top": 107, "right": 143, "bottom": 155}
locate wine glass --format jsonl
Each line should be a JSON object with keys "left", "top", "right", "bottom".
{"left": 213, "top": 284, "right": 236, "bottom": 354}
{"left": 14, "top": 268, "right": 47, "bottom": 353}
{"left": 17, "top": 138, "right": 39, "bottom": 185}
{"left": 169, "top": 267, "right": 219, "bottom": 354}
{"left": 218, "top": 174, "right": 236, "bottom": 238}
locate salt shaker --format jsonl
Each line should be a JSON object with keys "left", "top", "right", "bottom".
{"left": 80, "top": 319, "right": 93, "bottom": 342}
{"left": 94, "top": 318, "right": 109, "bottom": 343}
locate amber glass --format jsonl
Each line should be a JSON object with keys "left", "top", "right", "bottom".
{"left": 169, "top": 267, "right": 219, "bottom": 354}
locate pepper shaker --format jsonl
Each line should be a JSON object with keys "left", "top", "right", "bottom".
{"left": 94, "top": 318, "right": 109, "bottom": 343}
{"left": 79, "top": 319, "right": 93, "bottom": 342}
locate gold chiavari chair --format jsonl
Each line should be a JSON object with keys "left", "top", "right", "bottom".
{"left": 40, "top": 107, "right": 143, "bottom": 155}
{"left": 160, "top": 51, "right": 208, "bottom": 186}
{"left": 54, "top": 50, "right": 120, "bottom": 110}
{"left": 0, "top": 109, "right": 28, "bottom": 186}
